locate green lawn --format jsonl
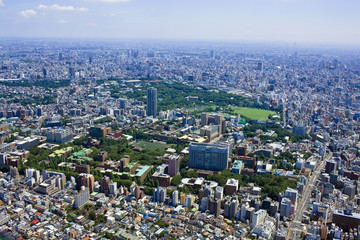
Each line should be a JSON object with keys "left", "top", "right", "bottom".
{"left": 231, "top": 107, "right": 277, "bottom": 120}
{"left": 134, "top": 141, "right": 170, "bottom": 151}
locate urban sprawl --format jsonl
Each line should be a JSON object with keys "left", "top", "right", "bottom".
{"left": 0, "top": 40, "right": 359, "bottom": 240}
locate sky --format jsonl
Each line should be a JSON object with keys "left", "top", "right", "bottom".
{"left": 0, "top": 0, "right": 359, "bottom": 45}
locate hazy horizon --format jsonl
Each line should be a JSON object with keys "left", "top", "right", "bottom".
{"left": 1, "top": 0, "right": 360, "bottom": 46}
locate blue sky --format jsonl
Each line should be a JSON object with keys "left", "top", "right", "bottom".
{"left": 0, "top": 0, "right": 359, "bottom": 45}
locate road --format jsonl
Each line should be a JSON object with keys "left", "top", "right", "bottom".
{"left": 287, "top": 151, "right": 333, "bottom": 240}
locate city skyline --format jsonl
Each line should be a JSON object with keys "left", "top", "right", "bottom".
{"left": 0, "top": 0, "right": 359, "bottom": 46}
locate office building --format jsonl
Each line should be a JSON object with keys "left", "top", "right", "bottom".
{"left": 47, "top": 129, "right": 73, "bottom": 144}
{"left": 35, "top": 175, "right": 63, "bottom": 195}
{"left": 147, "top": 87, "right": 157, "bottom": 118}
{"left": 10, "top": 167, "right": 19, "bottom": 179}
{"left": 188, "top": 142, "right": 230, "bottom": 171}
{"left": 153, "top": 187, "right": 167, "bottom": 203}
{"left": 0, "top": 208, "right": 10, "bottom": 226}
{"left": 119, "top": 98, "right": 128, "bottom": 109}
{"left": 75, "top": 164, "right": 90, "bottom": 174}
{"left": 230, "top": 199, "right": 239, "bottom": 219}
{"left": 42, "top": 170, "right": 66, "bottom": 189}
{"left": 284, "top": 187, "right": 298, "bottom": 210}
{"left": 0, "top": 153, "right": 9, "bottom": 166}
{"left": 225, "top": 178, "right": 239, "bottom": 195}
{"left": 251, "top": 210, "right": 267, "bottom": 228}
{"left": 332, "top": 209, "right": 360, "bottom": 231}
{"left": 16, "top": 136, "right": 40, "bottom": 150}
{"left": 89, "top": 126, "right": 112, "bottom": 139}
{"left": 209, "top": 197, "right": 221, "bottom": 217}
{"left": 293, "top": 124, "right": 306, "bottom": 136}
{"left": 280, "top": 198, "right": 292, "bottom": 218}
{"left": 109, "top": 181, "right": 118, "bottom": 196}
{"left": 232, "top": 160, "right": 243, "bottom": 174}
{"left": 215, "top": 186, "right": 223, "bottom": 200}
{"left": 74, "top": 187, "right": 90, "bottom": 209}
{"left": 201, "top": 197, "right": 209, "bottom": 212}
{"left": 325, "top": 160, "right": 337, "bottom": 174}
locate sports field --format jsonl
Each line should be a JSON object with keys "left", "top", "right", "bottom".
{"left": 134, "top": 141, "right": 170, "bottom": 151}
{"left": 232, "top": 107, "right": 277, "bottom": 120}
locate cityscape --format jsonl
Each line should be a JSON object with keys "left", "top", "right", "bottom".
{"left": 0, "top": 0, "right": 360, "bottom": 240}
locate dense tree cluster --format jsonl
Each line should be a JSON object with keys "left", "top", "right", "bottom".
{"left": 0, "top": 80, "right": 70, "bottom": 89}
{"left": 243, "top": 123, "right": 310, "bottom": 143}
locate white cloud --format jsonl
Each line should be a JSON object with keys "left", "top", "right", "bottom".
{"left": 57, "top": 19, "right": 67, "bottom": 24}
{"left": 19, "top": 9, "right": 37, "bottom": 18}
{"left": 0, "top": 0, "right": 4, "bottom": 7}
{"left": 37, "top": 4, "right": 88, "bottom": 12}
{"left": 91, "top": 0, "right": 131, "bottom": 2}
{"left": 78, "top": 7, "right": 89, "bottom": 12}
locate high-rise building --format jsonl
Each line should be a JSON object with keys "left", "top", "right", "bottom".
{"left": 36, "top": 107, "right": 42, "bottom": 117}
{"left": 109, "top": 181, "right": 118, "bottom": 196}
{"left": 185, "top": 194, "right": 195, "bottom": 209}
{"left": 0, "top": 154, "right": 9, "bottom": 166}
{"left": 10, "top": 167, "right": 19, "bottom": 179}
{"left": 76, "top": 173, "right": 95, "bottom": 192}
{"left": 0, "top": 208, "right": 10, "bottom": 225}
{"left": 251, "top": 209, "right": 267, "bottom": 228}
{"left": 69, "top": 67, "right": 75, "bottom": 79}
{"left": 215, "top": 186, "right": 223, "bottom": 200}
{"left": 201, "top": 112, "right": 208, "bottom": 127}
{"left": 280, "top": 198, "right": 291, "bottom": 218}
{"left": 147, "top": 87, "right": 157, "bottom": 118}
{"left": 130, "top": 182, "right": 141, "bottom": 200}
{"left": 168, "top": 155, "right": 180, "bottom": 177}
{"left": 284, "top": 187, "right": 298, "bottom": 210}
{"left": 209, "top": 197, "right": 221, "bottom": 217}
{"left": 225, "top": 178, "right": 239, "bottom": 195}
{"left": 153, "top": 187, "right": 167, "bottom": 203}
{"left": 172, "top": 190, "right": 179, "bottom": 206}
{"left": 89, "top": 126, "right": 111, "bottom": 139}
{"left": 224, "top": 200, "right": 231, "bottom": 218}
{"left": 201, "top": 197, "right": 209, "bottom": 212}
{"left": 100, "top": 176, "right": 111, "bottom": 196}
{"left": 75, "top": 164, "right": 90, "bottom": 174}
{"left": 47, "top": 129, "right": 73, "bottom": 144}
{"left": 119, "top": 98, "right": 128, "bottom": 109}
{"left": 325, "top": 160, "right": 337, "bottom": 174}
{"left": 188, "top": 142, "right": 230, "bottom": 171}
{"left": 74, "top": 187, "right": 90, "bottom": 209}
{"left": 230, "top": 199, "right": 239, "bottom": 219}
{"left": 210, "top": 50, "right": 215, "bottom": 59}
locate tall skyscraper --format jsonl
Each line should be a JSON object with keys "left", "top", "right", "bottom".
{"left": 147, "top": 87, "right": 157, "bottom": 118}
{"left": 188, "top": 142, "right": 230, "bottom": 171}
